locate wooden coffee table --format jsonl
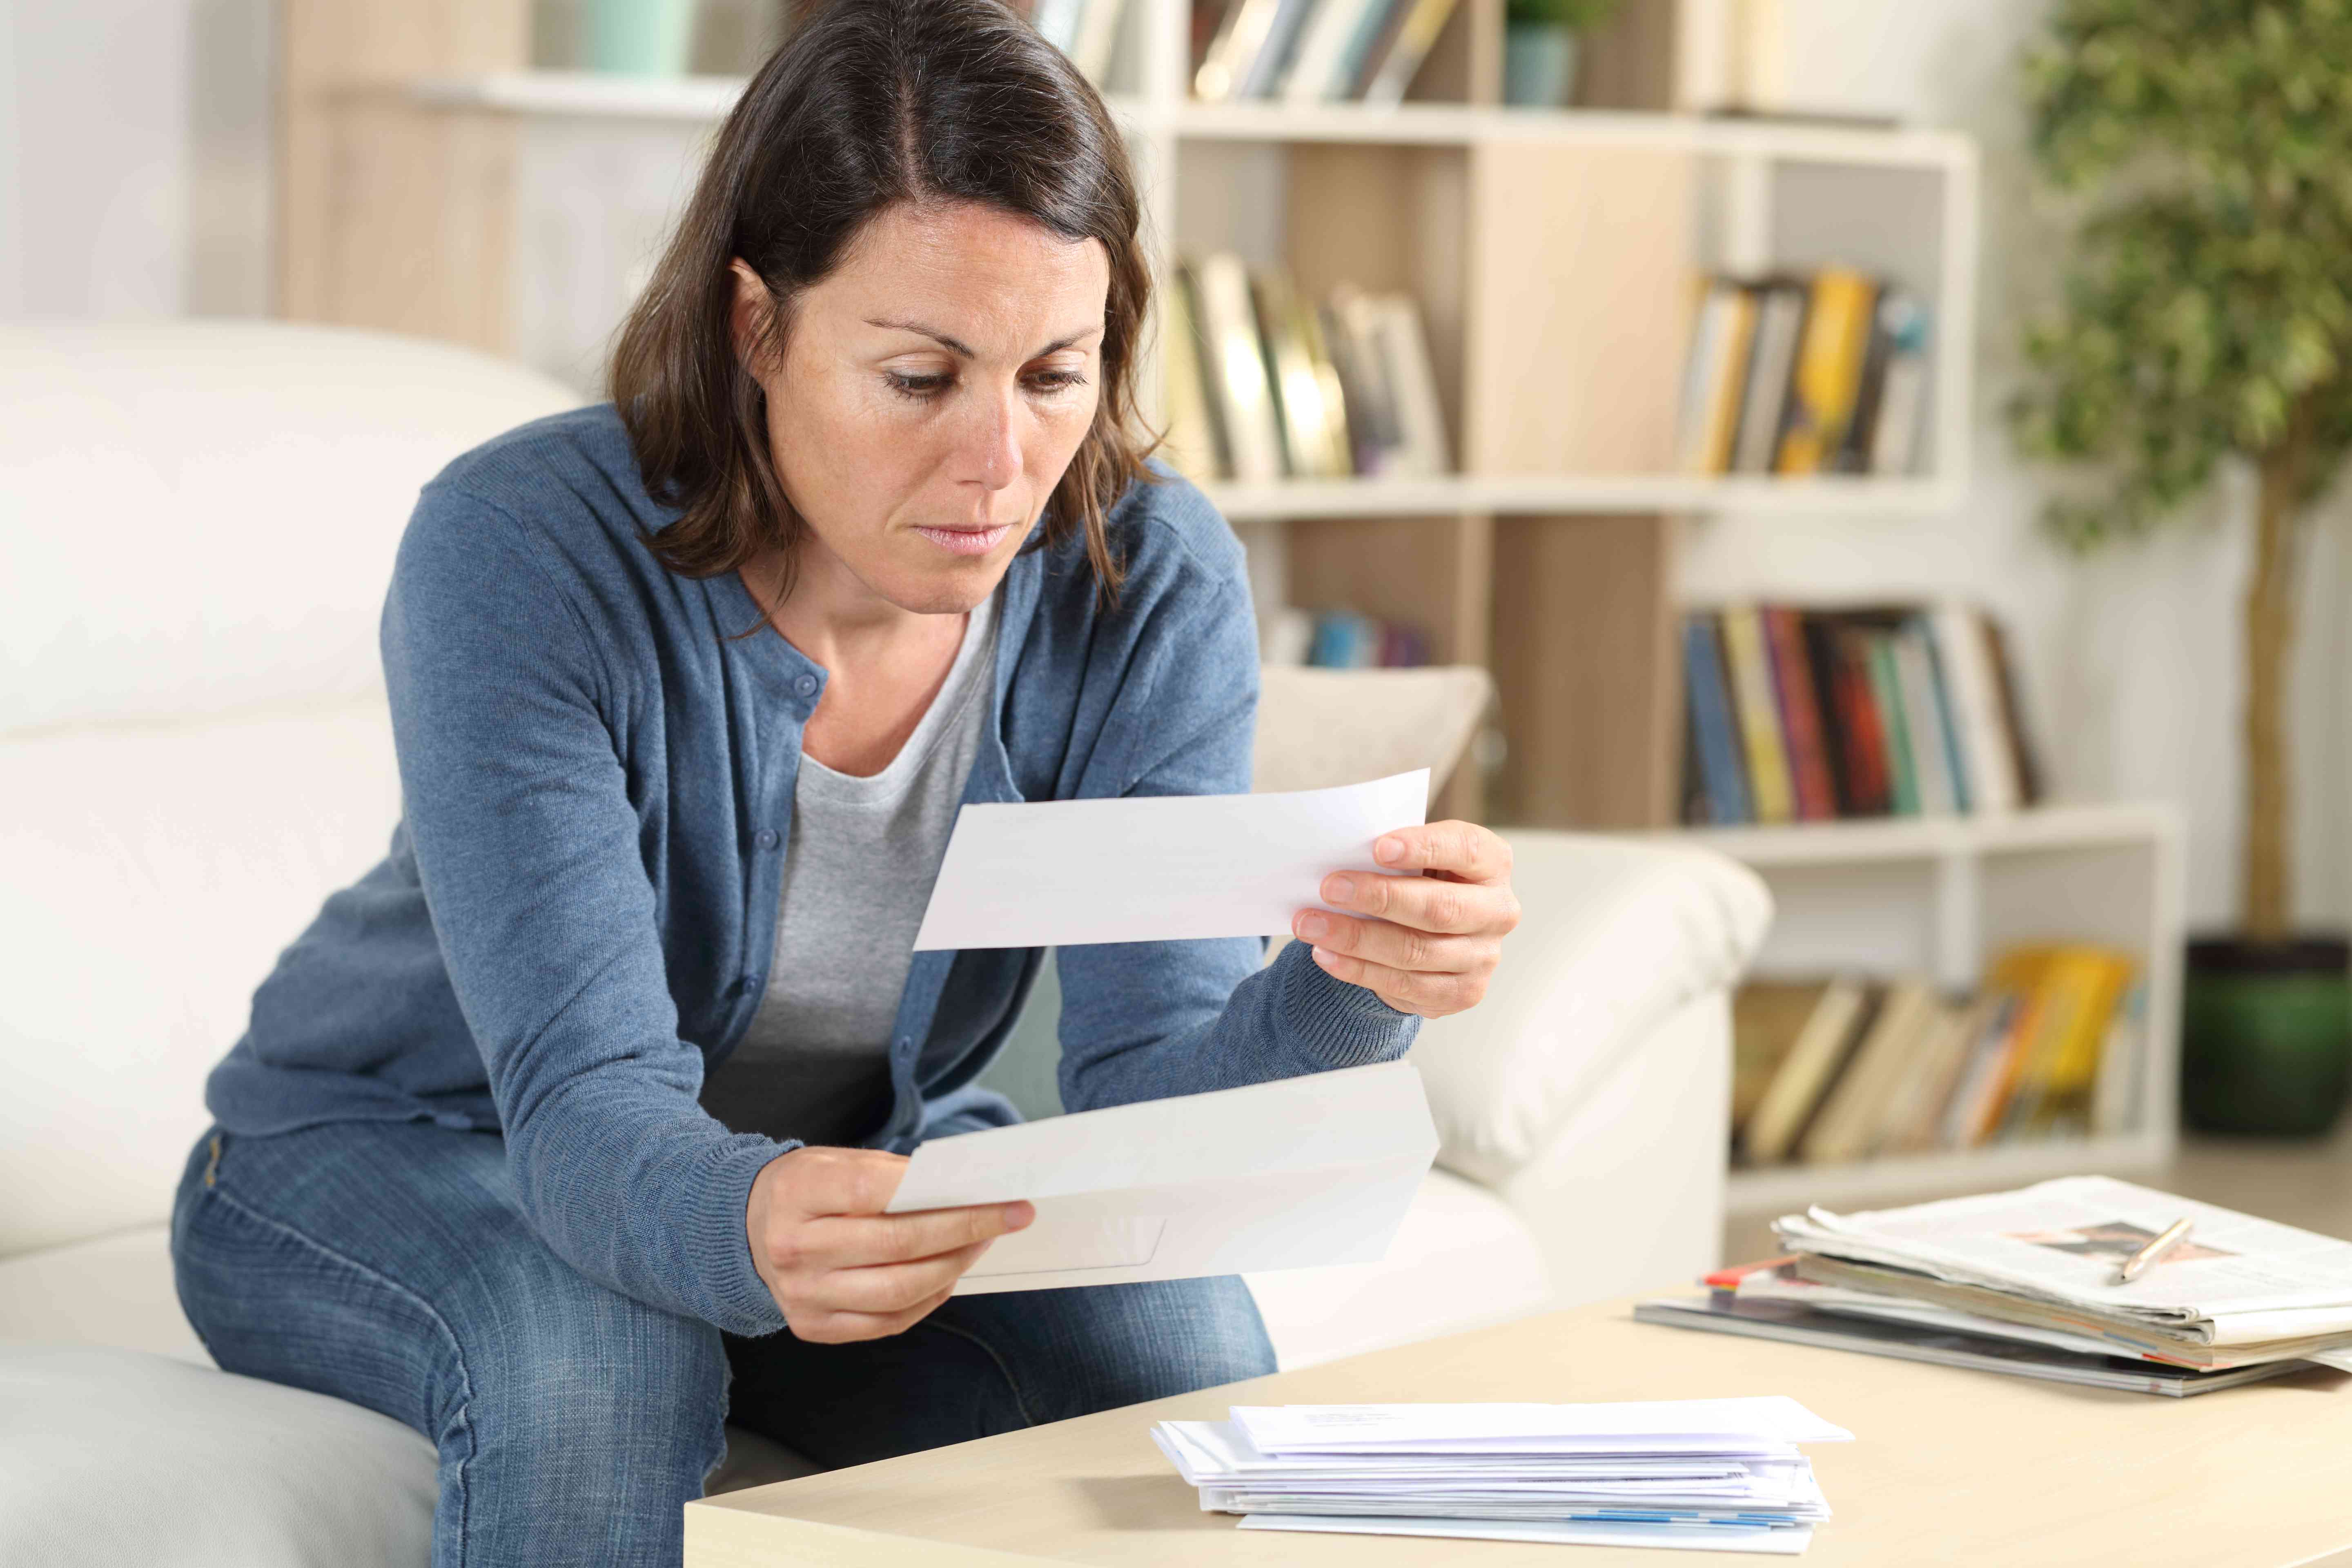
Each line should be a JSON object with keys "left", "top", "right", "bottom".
{"left": 686, "top": 1294, "right": 2352, "bottom": 1566}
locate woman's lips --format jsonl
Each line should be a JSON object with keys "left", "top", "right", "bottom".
{"left": 911, "top": 522, "right": 1013, "bottom": 557}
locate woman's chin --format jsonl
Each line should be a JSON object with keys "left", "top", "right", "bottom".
{"left": 872, "top": 541, "right": 1019, "bottom": 615}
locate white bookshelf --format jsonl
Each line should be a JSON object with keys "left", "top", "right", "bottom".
{"left": 1646, "top": 803, "right": 2189, "bottom": 1216}
{"left": 330, "top": 0, "right": 1984, "bottom": 825}
{"left": 401, "top": 41, "right": 1980, "bottom": 519}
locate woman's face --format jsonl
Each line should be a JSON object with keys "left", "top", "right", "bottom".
{"left": 733, "top": 200, "right": 1110, "bottom": 616}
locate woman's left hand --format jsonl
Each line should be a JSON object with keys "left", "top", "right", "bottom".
{"left": 1291, "top": 821, "right": 1521, "bottom": 1020}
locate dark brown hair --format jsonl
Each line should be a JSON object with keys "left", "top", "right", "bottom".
{"left": 609, "top": 0, "right": 1153, "bottom": 605}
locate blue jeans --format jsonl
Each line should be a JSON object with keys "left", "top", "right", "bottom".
{"left": 170, "top": 1121, "right": 1275, "bottom": 1568}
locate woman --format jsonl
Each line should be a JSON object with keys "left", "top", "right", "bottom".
{"left": 172, "top": 0, "right": 1519, "bottom": 1561}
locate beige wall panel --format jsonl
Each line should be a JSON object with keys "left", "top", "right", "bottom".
{"left": 1489, "top": 512, "right": 1678, "bottom": 829}
{"left": 309, "top": 103, "right": 519, "bottom": 354}
{"left": 1463, "top": 143, "right": 1696, "bottom": 477}
{"left": 1573, "top": 0, "right": 1682, "bottom": 110}
{"left": 279, "top": 0, "right": 530, "bottom": 343}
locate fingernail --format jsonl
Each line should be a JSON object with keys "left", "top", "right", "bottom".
{"left": 1323, "top": 873, "right": 1354, "bottom": 905}
{"left": 1312, "top": 946, "right": 1338, "bottom": 968}
{"left": 1003, "top": 1202, "right": 1034, "bottom": 1230}
{"left": 1296, "top": 911, "right": 1329, "bottom": 941}
{"left": 1375, "top": 835, "right": 1405, "bottom": 864}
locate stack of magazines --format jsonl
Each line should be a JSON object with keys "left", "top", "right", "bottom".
{"left": 1640, "top": 1177, "right": 2352, "bottom": 1396}
{"left": 1152, "top": 1398, "right": 1846, "bottom": 1552}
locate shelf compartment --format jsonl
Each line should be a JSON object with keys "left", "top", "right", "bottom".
{"left": 1662, "top": 801, "right": 2188, "bottom": 1218}
{"left": 1283, "top": 511, "right": 1494, "bottom": 822}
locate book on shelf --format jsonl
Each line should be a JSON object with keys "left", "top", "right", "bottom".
{"left": 1158, "top": 266, "right": 1225, "bottom": 479}
{"left": 1191, "top": 0, "right": 1457, "bottom": 104}
{"left": 1187, "top": 254, "right": 1286, "bottom": 483}
{"left": 1675, "top": 270, "right": 1931, "bottom": 479}
{"left": 1678, "top": 601, "right": 2044, "bottom": 828}
{"left": 1715, "top": 604, "right": 1797, "bottom": 826}
{"left": 1167, "top": 254, "right": 1448, "bottom": 484}
{"left": 1730, "top": 947, "right": 2143, "bottom": 1170}
{"left": 1260, "top": 605, "right": 1430, "bottom": 668}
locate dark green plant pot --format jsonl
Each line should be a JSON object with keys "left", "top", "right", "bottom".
{"left": 2181, "top": 934, "right": 2352, "bottom": 1135}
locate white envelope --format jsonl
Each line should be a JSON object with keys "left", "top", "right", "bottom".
{"left": 911, "top": 770, "right": 1429, "bottom": 951}
{"left": 885, "top": 1060, "right": 1438, "bottom": 1294}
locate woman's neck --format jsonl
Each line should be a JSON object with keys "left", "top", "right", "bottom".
{"left": 742, "top": 539, "right": 971, "bottom": 778}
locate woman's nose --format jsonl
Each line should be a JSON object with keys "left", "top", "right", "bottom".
{"left": 960, "top": 382, "right": 1022, "bottom": 491}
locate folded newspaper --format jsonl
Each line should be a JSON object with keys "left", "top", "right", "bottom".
{"left": 1773, "top": 1176, "right": 2352, "bottom": 1369}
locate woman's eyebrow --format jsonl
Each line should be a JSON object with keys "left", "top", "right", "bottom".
{"left": 864, "top": 318, "right": 1104, "bottom": 358}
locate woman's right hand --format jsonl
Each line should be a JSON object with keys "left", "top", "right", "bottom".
{"left": 744, "top": 1145, "right": 1033, "bottom": 1343}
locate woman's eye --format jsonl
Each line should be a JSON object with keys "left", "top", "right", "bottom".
{"left": 885, "top": 372, "right": 951, "bottom": 400}
{"left": 883, "top": 368, "right": 1089, "bottom": 401}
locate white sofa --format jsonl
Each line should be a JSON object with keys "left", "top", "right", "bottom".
{"left": 0, "top": 321, "right": 1769, "bottom": 1565}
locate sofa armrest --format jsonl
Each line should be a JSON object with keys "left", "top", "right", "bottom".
{"left": 1407, "top": 831, "right": 1769, "bottom": 1188}
{"left": 1499, "top": 988, "right": 1733, "bottom": 1305}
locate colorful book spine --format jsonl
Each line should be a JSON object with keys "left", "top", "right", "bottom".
{"left": 1776, "top": 268, "right": 1880, "bottom": 476}
{"left": 1679, "top": 604, "right": 2042, "bottom": 827}
{"left": 1822, "top": 621, "right": 1893, "bottom": 816}
{"left": 1718, "top": 605, "right": 1797, "bottom": 825}
{"left": 1684, "top": 613, "right": 1752, "bottom": 826}
{"left": 1763, "top": 606, "right": 1837, "bottom": 821}
{"left": 1862, "top": 631, "right": 1920, "bottom": 816}
{"left": 1895, "top": 617, "right": 1963, "bottom": 815}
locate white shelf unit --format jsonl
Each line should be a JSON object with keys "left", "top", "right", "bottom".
{"left": 392, "top": 26, "right": 1981, "bottom": 827}
{"left": 1646, "top": 802, "right": 2189, "bottom": 1216}
{"left": 400, "top": 48, "right": 1979, "bottom": 520}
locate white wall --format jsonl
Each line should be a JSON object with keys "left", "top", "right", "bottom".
{"left": 1680, "top": 0, "right": 2352, "bottom": 935}
{"left": 0, "top": 0, "right": 273, "bottom": 318}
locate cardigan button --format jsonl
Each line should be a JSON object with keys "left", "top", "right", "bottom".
{"left": 794, "top": 673, "right": 818, "bottom": 697}
{"left": 755, "top": 829, "right": 779, "bottom": 850}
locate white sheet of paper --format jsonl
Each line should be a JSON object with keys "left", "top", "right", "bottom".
{"left": 884, "top": 1060, "right": 1437, "bottom": 1294}
{"left": 911, "top": 770, "right": 1429, "bottom": 950}
{"left": 1232, "top": 1399, "right": 1854, "bottom": 1455}
{"left": 1236, "top": 1515, "right": 1815, "bottom": 1554}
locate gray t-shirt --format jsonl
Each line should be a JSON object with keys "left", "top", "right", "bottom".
{"left": 698, "top": 591, "right": 998, "bottom": 1147}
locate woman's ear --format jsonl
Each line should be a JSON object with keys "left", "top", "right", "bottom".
{"left": 727, "top": 258, "right": 775, "bottom": 376}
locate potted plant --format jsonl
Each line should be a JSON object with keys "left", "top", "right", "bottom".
{"left": 1502, "top": 0, "right": 1620, "bottom": 109}
{"left": 2011, "top": 1, "right": 2352, "bottom": 1134}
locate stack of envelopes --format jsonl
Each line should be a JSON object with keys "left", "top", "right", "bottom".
{"left": 1151, "top": 1398, "right": 1849, "bottom": 1554}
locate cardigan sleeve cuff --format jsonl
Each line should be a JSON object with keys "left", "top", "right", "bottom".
{"left": 690, "top": 1134, "right": 797, "bottom": 1338}
{"left": 1274, "top": 939, "right": 1422, "bottom": 1069}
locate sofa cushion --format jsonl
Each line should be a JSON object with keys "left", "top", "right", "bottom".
{"left": 0, "top": 320, "right": 578, "bottom": 737}
{"left": 0, "top": 1225, "right": 205, "bottom": 1363}
{"left": 1409, "top": 833, "right": 1770, "bottom": 1188}
{"left": 1251, "top": 664, "right": 1492, "bottom": 797}
{"left": 0, "top": 704, "right": 402, "bottom": 1257}
{"left": 1244, "top": 1168, "right": 1549, "bottom": 1370}
{"left": 0, "top": 1344, "right": 436, "bottom": 1568}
